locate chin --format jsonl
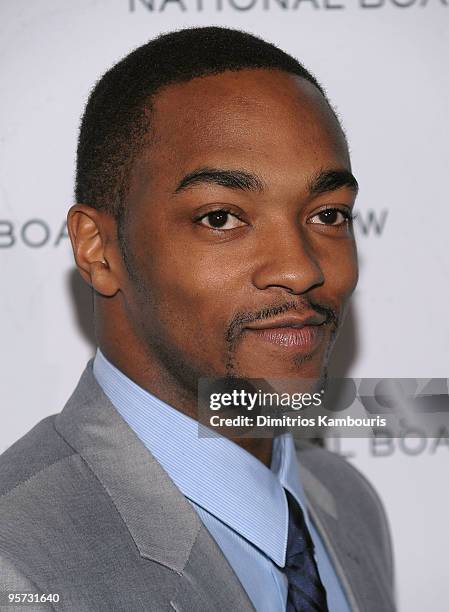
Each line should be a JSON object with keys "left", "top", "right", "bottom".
{"left": 229, "top": 352, "right": 327, "bottom": 382}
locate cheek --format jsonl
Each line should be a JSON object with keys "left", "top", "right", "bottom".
{"left": 319, "top": 240, "right": 359, "bottom": 300}
{"left": 139, "top": 237, "right": 243, "bottom": 335}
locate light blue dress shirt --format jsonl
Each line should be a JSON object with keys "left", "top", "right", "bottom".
{"left": 93, "top": 349, "right": 350, "bottom": 612}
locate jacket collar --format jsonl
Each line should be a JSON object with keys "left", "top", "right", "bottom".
{"left": 55, "top": 359, "right": 204, "bottom": 573}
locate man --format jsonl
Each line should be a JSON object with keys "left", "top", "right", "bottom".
{"left": 0, "top": 27, "right": 395, "bottom": 611}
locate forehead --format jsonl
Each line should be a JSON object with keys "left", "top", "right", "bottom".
{"left": 133, "top": 69, "right": 349, "bottom": 194}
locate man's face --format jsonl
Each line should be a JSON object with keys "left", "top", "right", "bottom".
{"left": 119, "top": 69, "right": 358, "bottom": 390}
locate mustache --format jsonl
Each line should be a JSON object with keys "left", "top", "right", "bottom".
{"left": 225, "top": 299, "right": 339, "bottom": 345}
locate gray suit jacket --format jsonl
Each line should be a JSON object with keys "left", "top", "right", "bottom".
{"left": 0, "top": 362, "right": 396, "bottom": 611}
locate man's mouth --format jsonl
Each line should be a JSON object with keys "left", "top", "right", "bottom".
{"left": 243, "top": 313, "right": 327, "bottom": 351}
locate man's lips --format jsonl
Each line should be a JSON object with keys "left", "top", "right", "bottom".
{"left": 243, "top": 313, "right": 327, "bottom": 350}
{"left": 244, "top": 312, "right": 327, "bottom": 330}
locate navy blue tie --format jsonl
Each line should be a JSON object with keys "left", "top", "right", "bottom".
{"left": 283, "top": 490, "right": 329, "bottom": 612}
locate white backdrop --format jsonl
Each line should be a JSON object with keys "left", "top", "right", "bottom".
{"left": 1, "top": 1, "right": 448, "bottom": 610}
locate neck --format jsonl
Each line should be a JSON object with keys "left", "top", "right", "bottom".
{"left": 97, "top": 324, "right": 274, "bottom": 467}
{"left": 236, "top": 438, "right": 273, "bottom": 466}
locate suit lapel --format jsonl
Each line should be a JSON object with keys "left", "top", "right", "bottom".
{"left": 55, "top": 361, "right": 254, "bottom": 611}
{"left": 298, "top": 462, "right": 362, "bottom": 612}
{"left": 296, "top": 444, "right": 395, "bottom": 612}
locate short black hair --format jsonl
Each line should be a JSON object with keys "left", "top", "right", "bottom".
{"left": 75, "top": 26, "right": 334, "bottom": 224}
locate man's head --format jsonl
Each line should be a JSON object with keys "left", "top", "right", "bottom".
{"left": 69, "top": 26, "right": 358, "bottom": 410}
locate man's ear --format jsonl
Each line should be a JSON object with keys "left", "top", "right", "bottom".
{"left": 67, "top": 204, "right": 121, "bottom": 297}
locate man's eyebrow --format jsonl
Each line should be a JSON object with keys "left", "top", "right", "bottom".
{"left": 174, "top": 167, "right": 265, "bottom": 194}
{"left": 308, "top": 169, "right": 359, "bottom": 196}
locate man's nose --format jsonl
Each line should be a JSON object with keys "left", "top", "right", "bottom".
{"left": 251, "top": 225, "right": 324, "bottom": 295}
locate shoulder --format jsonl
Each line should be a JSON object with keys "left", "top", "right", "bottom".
{"left": 0, "top": 416, "right": 75, "bottom": 499}
{"left": 0, "top": 417, "right": 99, "bottom": 586}
{"left": 0, "top": 413, "right": 174, "bottom": 610}
{"left": 296, "top": 441, "right": 388, "bottom": 521}
{"left": 296, "top": 441, "right": 395, "bottom": 592}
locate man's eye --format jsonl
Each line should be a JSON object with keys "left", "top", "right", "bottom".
{"left": 198, "top": 210, "right": 246, "bottom": 230}
{"left": 309, "top": 208, "right": 353, "bottom": 226}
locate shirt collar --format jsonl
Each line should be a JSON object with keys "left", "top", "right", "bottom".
{"left": 93, "top": 348, "right": 312, "bottom": 567}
